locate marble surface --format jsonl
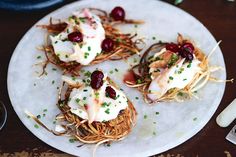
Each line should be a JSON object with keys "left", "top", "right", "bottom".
{"left": 7, "top": 0, "right": 226, "bottom": 157}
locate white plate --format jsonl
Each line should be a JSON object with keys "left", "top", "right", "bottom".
{"left": 7, "top": 0, "right": 226, "bottom": 157}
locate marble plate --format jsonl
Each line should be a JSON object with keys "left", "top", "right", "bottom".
{"left": 7, "top": 0, "right": 226, "bottom": 157}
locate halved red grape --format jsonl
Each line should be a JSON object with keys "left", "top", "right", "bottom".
{"left": 105, "top": 86, "right": 116, "bottom": 99}
{"left": 180, "top": 51, "right": 193, "bottom": 61}
{"left": 90, "top": 70, "right": 104, "bottom": 89}
{"left": 110, "top": 6, "right": 125, "bottom": 21}
{"left": 101, "top": 38, "right": 114, "bottom": 52}
{"left": 166, "top": 43, "right": 180, "bottom": 53}
{"left": 68, "top": 31, "right": 83, "bottom": 43}
{"left": 181, "top": 43, "right": 194, "bottom": 54}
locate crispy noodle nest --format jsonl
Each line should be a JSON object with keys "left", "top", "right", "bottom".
{"left": 125, "top": 34, "right": 233, "bottom": 103}
{"left": 27, "top": 77, "right": 137, "bottom": 146}
{"left": 56, "top": 77, "right": 137, "bottom": 144}
{"left": 38, "top": 8, "right": 144, "bottom": 76}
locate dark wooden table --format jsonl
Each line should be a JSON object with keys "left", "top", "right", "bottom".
{"left": 0, "top": 0, "right": 236, "bottom": 157}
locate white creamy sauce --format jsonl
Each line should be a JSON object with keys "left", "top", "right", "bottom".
{"left": 63, "top": 76, "right": 128, "bottom": 123}
{"left": 148, "top": 54, "right": 201, "bottom": 101}
{"left": 55, "top": 125, "right": 66, "bottom": 133}
{"left": 50, "top": 9, "right": 105, "bottom": 65}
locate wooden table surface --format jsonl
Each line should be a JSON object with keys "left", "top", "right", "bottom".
{"left": 0, "top": 0, "right": 236, "bottom": 157}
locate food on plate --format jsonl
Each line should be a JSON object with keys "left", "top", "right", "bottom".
{"left": 26, "top": 70, "right": 137, "bottom": 150}
{"left": 124, "top": 34, "right": 232, "bottom": 103}
{"left": 38, "top": 6, "right": 144, "bottom": 76}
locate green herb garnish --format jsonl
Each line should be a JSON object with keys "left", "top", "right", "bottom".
{"left": 169, "top": 76, "right": 174, "bottom": 80}
{"left": 144, "top": 114, "right": 148, "bottom": 119}
{"left": 105, "top": 108, "right": 110, "bottom": 114}
{"left": 168, "top": 53, "right": 179, "bottom": 67}
{"left": 88, "top": 46, "right": 91, "bottom": 51}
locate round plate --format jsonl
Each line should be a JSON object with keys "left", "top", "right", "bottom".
{"left": 7, "top": 0, "right": 226, "bottom": 157}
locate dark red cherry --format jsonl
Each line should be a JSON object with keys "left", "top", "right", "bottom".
{"left": 90, "top": 70, "right": 104, "bottom": 89}
{"left": 181, "top": 43, "right": 194, "bottom": 54}
{"left": 105, "top": 86, "right": 116, "bottom": 99}
{"left": 101, "top": 38, "right": 114, "bottom": 52}
{"left": 185, "top": 52, "right": 194, "bottom": 61}
{"left": 110, "top": 6, "right": 125, "bottom": 21}
{"left": 166, "top": 43, "right": 180, "bottom": 53}
{"left": 180, "top": 51, "right": 193, "bottom": 61}
{"left": 68, "top": 31, "right": 83, "bottom": 42}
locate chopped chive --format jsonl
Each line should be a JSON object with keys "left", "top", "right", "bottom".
{"left": 169, "top": 76, "right": 174, "bottom": 80}
{"left": 177, "top": 92, "right": 183, "bottom": 96}
{"left": 84, "top": 71, "right": 91, "bottom": 77}
{"left": 102, "top": 102, "right": 108, "bottom": 107}
{"left": 135, "top": 97, "right": 139, "bottom": 100}
{"left": 83, "top": 97, "right": 87, "bottom": 100}
{"left": 53, "top": 121, "right": 56, "bottom": 124}
{"left": 134, "top": 24, "right": 138, "bottom": 28}
{"left": 109, "top": 70, "right": 114, "bottom": 74}
{"left": 187, "top": 62, "right": 192, "bottom": 68}
{"left": 37, "top": 55, "right": 41, "bottom": 59}
{"left": 52, "top": 68, "right": 57, "bottom": 71}
{"left": 116, "top": 38, "right": 121, "bottom": 43}
{"left": 152, "top": 36, "right": 156, "bottom": 40}
{"left": 155, "top": 112, "right": 159, "bottom": 115}
{"left": 84, "top": 52, "right": 89, "bottom": 59}
{"left": 43, "top": 109, "right": 47, "bottom": 112}
{"left": 79, "top": 17, "right": 86, "bottom": 23}
{"left": 114, "top": 68, "right": 119, "bottom": 72}
{"left": 105, "top": 108, "right": 110, "bottom": 114}
{"left": 88, "top": 46, "right": 91, "bottom": 51}
{"left": 178, "top": 67, "right": 184, "bottom": 74}
{"left": 69, "top": 139, "right": 75, "bottom": 143}
{"left": 36, "top": 115, "right": 41, "bottom": 119}
{"left": 193, "top": 117, "right": 197, "bottom": 121}
{"left": 75, "top": 98, "right": 80, "bottom": 103}
{"left": 52, "top": 80, "right": 55, "bottom": 84}
{"left": 34, "top": 124, "right": 39, "bottom": 129}
{"left": 144, "top": 114, "right": 147, "bottom": 119}
{"left": 153, "top": 131, "right": 156, "bottom": 135}
{"left": 83, "top": 89, "right": 88, "bottom": 92}
{"left": 136, "top": 79, "right": 142, "bottom": 84}
{"left": 95, "top": 92, "right": 99, "bottom": 99}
